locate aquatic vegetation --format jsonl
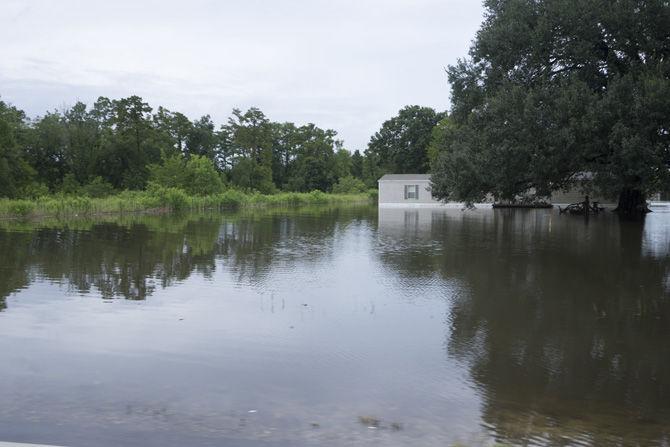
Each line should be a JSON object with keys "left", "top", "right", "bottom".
{"left": 0, "top": 189, "right": 372, "bottom": 220}
{"left": 5, "top": 199, "right": 35, "bottom": 218}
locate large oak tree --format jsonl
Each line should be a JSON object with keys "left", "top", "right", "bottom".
{"left": 431, "top": 0, "right": 670, "bottom": 216}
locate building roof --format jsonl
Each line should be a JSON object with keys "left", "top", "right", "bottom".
{"left": 378, "top": 174, "right": 432, "bottom": 181}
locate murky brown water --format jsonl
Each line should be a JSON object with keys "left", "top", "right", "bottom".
{"left": 1, "top": 205, "right": 669, "bottom": 446}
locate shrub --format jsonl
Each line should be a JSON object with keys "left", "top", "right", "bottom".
{"left": 165, "top": 188, "right": 189, "bottom": 211}
{"left": 20, "top": 182, "right": 50, "bottom": 199}
{"left": 308, "top": 190, "right": 328, "bottom": 203}
{"left": 70, "top": 196, "right": 93, "bottom": 215}
{"left": 332, "top": 175, "right": 367, "bottom": 194}
{"left": 284, "top": 192, "right": 307, "bottom": 206}
{"left": 8, "top": 200, "right": 35, "bottom": 218}
{"left": 367, "top": 188, "right": 379, "bottom": 203}
{"left": 60, "top": 173, "right": 80, "bottom": 195}
{"left": 146, "top": 183, "right": 189, "bottom": 211}
{"left": 81, "top": 177, "right": 115, "bottom": 198}
{"left": 148, "top": 154, "right": 186, "bottom": 189}
{"left": 149, "top": 153, "right": 225, "bottom": 196}
{"left": 216, "top": 189, "right": 248, "bottom": 208}
{"left": 230, "top": 159, "right": 276, "bottom": 194}
{"left": 185, "top": 155, "right": 226, "bottom": 195}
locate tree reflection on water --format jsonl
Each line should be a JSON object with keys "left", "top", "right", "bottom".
{"left": 1, "top": 206, "right": 669, "bottom": 445}
{"left": 377, "top": 207, "right": 670, "bottom": 445}
{"left": 0, "top": 207, "right": 371, "bottom": 304}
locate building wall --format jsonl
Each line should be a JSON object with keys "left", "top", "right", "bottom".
{"left": 378, "top": 180, "right": 440, "bottom": 205}
{"left": 378, "top": 176, "right": 665, "bottom": 206}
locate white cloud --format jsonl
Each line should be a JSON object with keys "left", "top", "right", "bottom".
{"left": 0, "top": 0, "right": 484, "bottom": 149}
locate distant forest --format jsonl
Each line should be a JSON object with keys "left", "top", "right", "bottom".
{"left": 0, "top": 96, "right": 444, "bottom": 198}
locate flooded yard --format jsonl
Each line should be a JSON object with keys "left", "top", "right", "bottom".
{"left": 1, "top": 206, "right": 669, "bottom": 446}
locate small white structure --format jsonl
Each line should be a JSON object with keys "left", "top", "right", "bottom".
{"left": 378, "top": 174, "right": 443, "bottom": 206}
{"left": 377, "top": 173, "right": 638, "bottom": 207}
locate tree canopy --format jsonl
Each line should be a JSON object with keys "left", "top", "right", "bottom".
{"left": 366, "top": 105, "right": 446, "bottom": 176}
{"left": 430, "top": 0, "right": 670, "bottom": 215}
{"left": 0, "top": 96, "right": 378, "bottom": 198}
{"left": 0, "top": 101, "right": 35, "bottom": 198}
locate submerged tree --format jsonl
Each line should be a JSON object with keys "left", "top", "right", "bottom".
{"left": 431, "top": 0, "right": 670, "bottom": 216}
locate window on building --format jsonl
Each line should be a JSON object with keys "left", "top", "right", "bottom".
{"left": 404, "top": 184, "right": 419, "bottom": 200}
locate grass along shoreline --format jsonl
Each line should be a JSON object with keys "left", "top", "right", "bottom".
{"left": 0, "top": 188, "right": 375, "bottom": 220}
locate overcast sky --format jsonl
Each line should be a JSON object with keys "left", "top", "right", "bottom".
{"left": 0, "top": 0, "right": 484, "bottom": 150}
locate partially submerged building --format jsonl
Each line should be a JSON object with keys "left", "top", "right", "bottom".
{"left": 377, "top": 173, "right": 628, "bottom": 207}
{"left": 377, "top": 174, "right": 439, "bottom": 206}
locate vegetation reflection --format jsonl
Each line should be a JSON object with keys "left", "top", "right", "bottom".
{"left": 0, "top": 206, "right": 374, "bottom": 305}
{"left": 377, "top": 208, "right": 670, "bottom": 445}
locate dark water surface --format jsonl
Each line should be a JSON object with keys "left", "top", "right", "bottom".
{"left": 1, "top": 206, "right": 669, "bottom": 447}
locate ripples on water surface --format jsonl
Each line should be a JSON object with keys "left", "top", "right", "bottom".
{"left": 0, "top": 206, "right": 669, "bottom": 446}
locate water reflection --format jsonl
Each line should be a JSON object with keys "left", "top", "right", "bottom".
{"left": 0, "top": 207, "right": 371, "bottom": 305}
{"left": 378, "top": 207, "right": 670, "bottom": 445}
{"left": 0, "top": 206, "right": 669, "bottom": 446}
{"left": 0, "top": 218, "right": 214, "bottom": 301}
{"left": 2, "top": 206, "right": 473, "bottom": 447}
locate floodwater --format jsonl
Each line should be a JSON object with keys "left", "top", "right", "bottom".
{"left": 0, "top": 205, "right": 669, "bottom": 447}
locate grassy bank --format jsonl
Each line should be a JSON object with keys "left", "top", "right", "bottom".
{"left": 0, "top": 188, "right": 376, "bottom": 220}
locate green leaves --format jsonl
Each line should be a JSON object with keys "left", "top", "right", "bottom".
{"left": 0, "top": 95, "right": 373, "bottom": 199}
{"left": 431, "top": 0, "right": 670, "bottom": 206}
{"left": 366, "top": 105, "right": 446, "bottom": 175}
{"left": 332, "top": 175, "right": 367, "bottom": 194}
{"left": 0, "top": 100, "right": 35, "bottom": 198}
{"left": 149, "top": 153, "right": 225, "bottom": 196}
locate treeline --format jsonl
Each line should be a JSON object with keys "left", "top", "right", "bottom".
{"left": 0, "top": 96, "right": 444, "bottom": 199}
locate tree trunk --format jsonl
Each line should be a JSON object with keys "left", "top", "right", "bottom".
{"left": 613, "top": 188, "right": 651, "bottom": 218}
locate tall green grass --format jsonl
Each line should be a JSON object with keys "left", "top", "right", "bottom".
{"left": 0, "top": 188, "right": 374, "bottom": 220}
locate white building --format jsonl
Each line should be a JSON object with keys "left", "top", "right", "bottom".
{"left": 377, "top": 174, "right": 493, "bottom": 207}
{"left": 377, "top": 173, "right": 635, "bottom": 207}
{"left": 377, "top": 174, "right": 440, "bottom": 206}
